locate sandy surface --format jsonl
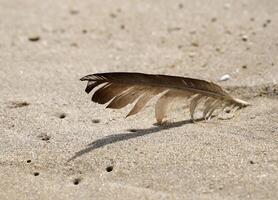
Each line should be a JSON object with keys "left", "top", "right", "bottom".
{"left": 0, "top": 0, "right": 278, "bottom": 199}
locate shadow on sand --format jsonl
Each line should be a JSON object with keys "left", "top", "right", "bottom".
{"left": 68, "top": 118, "right": 203, "bottom": 162}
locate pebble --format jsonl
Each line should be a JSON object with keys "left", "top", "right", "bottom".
{"left": 242, "top": 35, "right": 248, "bottom": 42}
{"left": 69, "top": 9, "right": 79, "bottom": 15}
{"left": 37, "top": 133, "right": 50, "bottom": 141}
{"left": 219, "top": 74, "right": 231, "bottom": 81}
{"left": 191, "top": 42, "right": 199, "bottom": 47}
{"left": 28, "top": 36, "right": 40, "bottom": 42}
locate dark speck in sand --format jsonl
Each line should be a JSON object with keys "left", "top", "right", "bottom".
{"left": 73, "top": 178, "right": 81, "bottom": 185}
{"left": 92, "top": 119, "right": 100, "bottom": 123}
{"left": 106, "top": 166, "right": 113, "bottom": 172}
{"left": 69, "top": 9, "right": 79, "bottom": 15}
{"left": 58, "top": 113, "right": 66, "bottom": 119}
{"left": 28, "top": 36, "right": 40, "bottom": 42}
{"left": 33, "top": 172, "right": 40, "bottom": 176}
{"left": 249, "top": 160, "right": 255, "bottom": 164}
{"left": 8, "top": 101, "right": 30, "bottom": 108}
{"left": 110, "top": 13, "right": 117, "bottom": 18}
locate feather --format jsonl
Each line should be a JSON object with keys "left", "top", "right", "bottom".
{"left": 80, "top": 72, "right": 249, "bottom": 123}
{"left": 155, "top": 90, "right": 191, "bottom": 123}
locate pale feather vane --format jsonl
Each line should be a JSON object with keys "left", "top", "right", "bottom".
{"left": 80, "top": 72, "right": 249, "bottom": 123}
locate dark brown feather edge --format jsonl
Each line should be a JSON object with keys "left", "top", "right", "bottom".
{"left": 80, "top": 72, "right": 249, "bottom": 123}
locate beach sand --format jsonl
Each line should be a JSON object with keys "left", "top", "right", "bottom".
{"left": 0, "top": 0, "right": 277, "bottom": 199}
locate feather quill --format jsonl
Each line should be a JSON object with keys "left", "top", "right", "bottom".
{"left": 80, "top": 72, "right": 249, "bottom": 123}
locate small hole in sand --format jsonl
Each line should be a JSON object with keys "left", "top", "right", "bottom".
{"left": 211, "top": 17, "right": 217, "bottom": 22}
{"left": 69, "top": 9, "right": 79, "bottom": 15}
{"left": 28, "top": 36, "right": 40, "bottom": 42}
{"left": 70, "top": 43, "right": 78, "bottom": 47}
{"left": 225, "top": 109, "right": 231, "bottom": 113}
{"left": 249, "top": 160, "right": 255, "bottom": 164}
{"left": 128, "top": 129, "right": 137, "bottom": 133}
{"left": 27, "top": 160, "right": 31, "bottom": 163}
{"left": 37, "top": 133, "right": 51, "bottom": 141}
{"left": 92, "top": 119, "right": 100, "bottom": 123}
{"left": 178, "top": 3, "right": 183, "bottom": 9}
{"left": 41, "top": 135, "right": 50, "bottom": 141}
{"left": 120, "top": 24, "right": 125, "bottom": 30}
{"left": 106, "top": 166, "right": 113, "bottom": 172}
{"left": 73, "top": 178, "right": 81, "bottom": 185}
{"left": 33, "top": 172, "right": 39, "bottom": 176}
{"left": 59, "top": 113, "right": 66, "bottom": 119}
{"left": 110, "top": 13, "right": 117, "bottom": 18}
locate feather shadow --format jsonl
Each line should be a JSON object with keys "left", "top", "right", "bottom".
{"left": 67, "top": 118, "right": 203, "bottom": 162}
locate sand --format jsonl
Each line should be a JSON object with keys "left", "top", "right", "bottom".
{"left": 0, "top": 0, "right": 277, "bottom": 199}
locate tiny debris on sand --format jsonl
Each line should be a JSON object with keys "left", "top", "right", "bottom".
{"left": 28, "top": 36, "right": 40, "bottom": 42}
{"left": 219, "top": 74, "right": 231, "bottom": 81}
{"left": 8, "top": 101, "right": 30, "bottom": 108}
{"left": 242, "top": 35, "right": 248, "bottom": 42}
{"left": 69, "top": 9, "right": 79, "bottom": 15}
{"left": 37, "top": 133, "right": 51, "bottom": 141}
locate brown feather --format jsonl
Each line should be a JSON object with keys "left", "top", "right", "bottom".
{"left": 126, "top": 88, "right": 164, "bottom": 117}
{"left": 80, "top": 72, "right": 249, "bottom": 122}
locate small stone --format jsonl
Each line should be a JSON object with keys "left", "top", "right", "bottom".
{"left": 191, "top": 42, "right": 199, "bottom": 47}
{"left": 219, "top": 74, "right": 231, "bottom": 81}
{"left": 263, "top": 23, "right": 268, "bottom": 28}
{"left": 28, "top": 36, "right": 40, "bottom": 42}
{"left": 242, "top": 35, "right": 248, "bottom": 42}
{"left": 37, "top": 133, "right": 51, "bottom": 141}
{"left": 33, "top": 172, "right": 40, "bottom": 176}
{"left": 225, "top": 29, "right": 232, "bottom": 35}
{"left": 73, "top": 178, "right": 81, "bottom": 185}
{"left": 263, "top": 19, "right": 271, "bottom": 28}
{"left": 70, "top": 43, "right": 78, "bottom": 47}
{"left": 70, "top": 9, "right": 79, "bottom": 15}
{"left": 106, "top": 166, "right": 113, "bottom": 172}
{"left": 92, "top": 119, "right": 100, "bottom": 123}
{"left": 218, "top": 185, "right": 224, "bottom": 190}
{"left": 242, "top": 65, "right": 247, "bottom": 69}
{"left": 177, "top": 45, "right": 183, "bottom": 49}
{"left": 211, "top": 17, "right": 217, "bottom": 22}
{"left": 110, "top": 13, "right": 117, "bottom": 18}
{"left": 120, "top": 25, "right": 125, "bottom": 30}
